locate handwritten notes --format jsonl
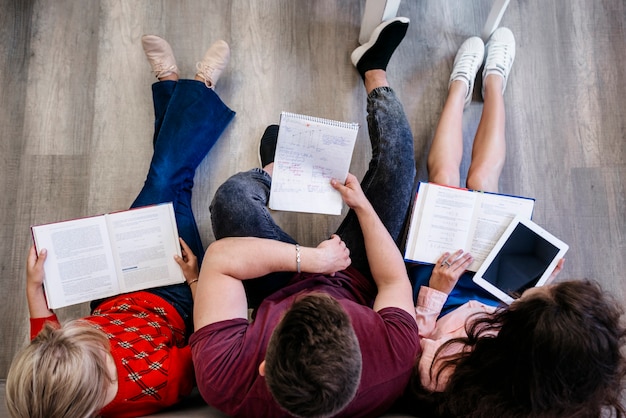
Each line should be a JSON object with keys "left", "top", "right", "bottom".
{"left": 269, "top": 112, "right": 359, "bottom": 215}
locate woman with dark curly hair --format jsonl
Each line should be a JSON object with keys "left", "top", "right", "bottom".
{"left": 409, "top": 279, "right": 626, "bottom": 417}
{"left": 403, "top": 28, "right": 626, "bottom": 417}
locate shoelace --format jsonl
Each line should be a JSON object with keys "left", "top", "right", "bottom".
{"left": 485, "top": 43, "right": 512, "bottom": 76}
{"left": 452, "top": 52, "right": 481, "bottom": 81}
{"left": 153, "top": 64, "right": 177, "bottom": 79}
{"left": 196, "top": 62, "right": 216, "bottom": 88}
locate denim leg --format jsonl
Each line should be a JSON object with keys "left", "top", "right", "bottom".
{"left": 91, "top": 80, "right": 235, "bottom": 337}
{"left": 151, "top": 80, "right": 177, "bottom": 146}
{"left": 133, "top": 80, "right": 235, "bottom": 262}
{"left": 335, "top": 87, "right": 416, "bottom": 279}
{"left": 211, "top": 169, "right": 296, "bottom": 242}
{"left": 211, "top": 168, "right": 297, "bottom": 307}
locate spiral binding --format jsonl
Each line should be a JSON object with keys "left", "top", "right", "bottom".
{"left": 281, "top": 111, "right": 359, "bottom": 130}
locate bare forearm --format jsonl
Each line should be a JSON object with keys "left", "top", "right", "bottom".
{"left": 194, "top": 236, "right": 350, "bottom": 328}
{"left": 353, "top": 203, "right": 407, "bottom": 287}
{"left": 204, "top": 237, "right": 341, "bottom": 280}
{"left": 330, "top": 174, "right": 414, "bottom": 317}
{"left": 27, "top": 284, "right": 54, "bottom": 318}
{"left": 205, "top": 238, "right": 295, "bottom": 279}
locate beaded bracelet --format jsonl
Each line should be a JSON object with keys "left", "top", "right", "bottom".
{"left": 295, "top": 244, "right": 301, "bottom": 273}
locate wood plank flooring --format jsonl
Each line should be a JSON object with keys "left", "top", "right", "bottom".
{"left": 1, "top": 0, "right": 624, "bottom": 413}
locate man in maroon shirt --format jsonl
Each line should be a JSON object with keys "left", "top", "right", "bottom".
{"left": 191, "top": 17, "right": 419, "bottom": 417}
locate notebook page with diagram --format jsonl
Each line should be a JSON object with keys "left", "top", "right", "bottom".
{"left": 269, "top": 112, "right": 359, "bottom": 215}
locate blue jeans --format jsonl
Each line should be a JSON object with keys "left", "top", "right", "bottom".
{"left": 91, "top": 80, "right": 235, "bottom": 335}
{"left": 211, "top": 87, "right": 415, "bottom": 307}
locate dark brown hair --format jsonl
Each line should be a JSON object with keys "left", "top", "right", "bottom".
{"left": 408, "top": 280, "right": 626, "bottom": 418}
{"left": 264, "top": 293, "right": 362, "bottom": 418}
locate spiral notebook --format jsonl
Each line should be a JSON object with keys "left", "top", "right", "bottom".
{"left": 269, "top": 112, "right": 359, "bottom": 215}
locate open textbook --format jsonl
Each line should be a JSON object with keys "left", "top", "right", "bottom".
{"left": 269, "top": 112, "right": 359, "bottom": 215}
{"left": 31, "top": 203, "right": 184, "bottom": 309}
{"left": 404, "top": 182, "right": 535, "bottom": 272}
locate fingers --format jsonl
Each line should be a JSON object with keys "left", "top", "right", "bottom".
{"left": 343, "top": 173, "right": 358, "bottom": 185}
{"left": 546, "top": 258, "right": 565, "bottom": 284}
{"left": 555, "top": 258, "right": 565, "bottom": 271}
{"left": 330, "top": 173, "right": 360, "bottom": 194}
{"left": 330, "top": 178, "right": 342, "bottom": 190}
{"left": 27, "top": 245, "right": 37, "bottom": 267}
{"left": 27, "top": 246, "right": 47, "bottom": 270}
{"left": 179, "top": 237, "right": 196, "bottom": 258}
{"left": 174, "top": 254, "right": 185, "bottom": 268}
{"left": 175, "top": 238, "right": 199, "bottom": 280}
{"left": 323, "top": 234, "right": 351, "bottom": 274}
{"left": 329, "top": 234, "right": 350, "bottom": 254}
{"left": 437, "top": 249, "right": 472, "bottom": 272}
{"left": 429, "top": 250, "right": 472, "bottom": 294}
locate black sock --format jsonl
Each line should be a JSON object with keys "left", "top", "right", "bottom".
{"left": 260, "top": 124, "right": 279, "bottom": 167}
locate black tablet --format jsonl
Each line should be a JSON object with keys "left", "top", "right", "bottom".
{"left": 472, "top": 216, "right": 569, "bottom": 304}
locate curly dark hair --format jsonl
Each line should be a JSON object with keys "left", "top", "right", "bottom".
{"left": 407, "top": 279, "right": 626, "bottom": 418}
{"left": 264, "top": 292, "right": 363, "bottom": 418}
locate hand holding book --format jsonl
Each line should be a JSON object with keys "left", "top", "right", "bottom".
{"left": 31, "top": 203, "right": 184, "bottom": 309}
{"left": 25, "top": 246, "right": 54, "bottom": 318}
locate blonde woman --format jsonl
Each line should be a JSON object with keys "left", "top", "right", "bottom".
{"left": 6, "top": 35, "right": 234, "bottom": 418}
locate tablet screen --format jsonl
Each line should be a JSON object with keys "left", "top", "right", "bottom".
{"left": 479, "top": 221, "right": 561, "bottom": 296}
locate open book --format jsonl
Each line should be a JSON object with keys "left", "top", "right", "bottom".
{"left": 268, "top": 112, "right": 359, "bottom": 215}
{"left": 31, "top": 203, "right": 184, "bottom": 309}
{"left": 404, "top": 182, "right": 535, "bottom": 271}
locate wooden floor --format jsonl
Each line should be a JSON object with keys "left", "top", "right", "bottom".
{"left": 1, "top": 0, "right": 625, "bottom": 412}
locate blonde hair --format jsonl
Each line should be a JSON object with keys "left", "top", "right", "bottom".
{"left": 6, "top": 319, "right": 115, "bottom": 418}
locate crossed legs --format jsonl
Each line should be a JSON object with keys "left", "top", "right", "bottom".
{"left": 113, "top": 36, "right": 235, "bottom": 334}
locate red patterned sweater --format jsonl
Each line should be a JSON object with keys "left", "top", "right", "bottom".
{"left": 30, "top": 291, "right": 194, "bottom": 418}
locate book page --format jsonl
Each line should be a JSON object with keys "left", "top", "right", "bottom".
{"left": 466, "top": 193, "right": 535, "bottom": 271}
{"left": 32, "top": 216, "right": 120, "bottom": 309}
{"left": 107, "top": 203, "right": 184, "bottom": 293}
{"left": 404, "top": 183, "right": 478, "bottom": 264}
{"left": 269, "top": 112, "right": 359, "bottom": 215}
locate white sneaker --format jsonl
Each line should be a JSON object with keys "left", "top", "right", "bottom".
{"left": 448, "top": 36, "right": 484, "bottom": 108}
{"left": 196, "top": 40, "right": 230, "bottom": 89}
{"left": 482, "top": 27, "right": 515, "bottom": 98}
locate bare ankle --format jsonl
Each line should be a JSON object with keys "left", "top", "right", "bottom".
{"left": 483, "top": 74, "right": 504, "bottom": 96}
{"left": 159, "top": 73, "right": 179, "bottom": 82}
{"left": 364, "top": 69, "right": 389, "bottom": 93}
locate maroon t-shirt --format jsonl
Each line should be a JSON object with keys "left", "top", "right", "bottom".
{"left": 190, "top": 267, "right": 420, "bottom": 417}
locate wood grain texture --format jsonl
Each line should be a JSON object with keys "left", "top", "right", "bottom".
{"left": 1, "top": 2, "right": 624, "bottom": 412}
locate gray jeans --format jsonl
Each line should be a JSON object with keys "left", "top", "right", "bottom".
{"left": 210, "top": 87, "right": 415, "bottom": 306}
